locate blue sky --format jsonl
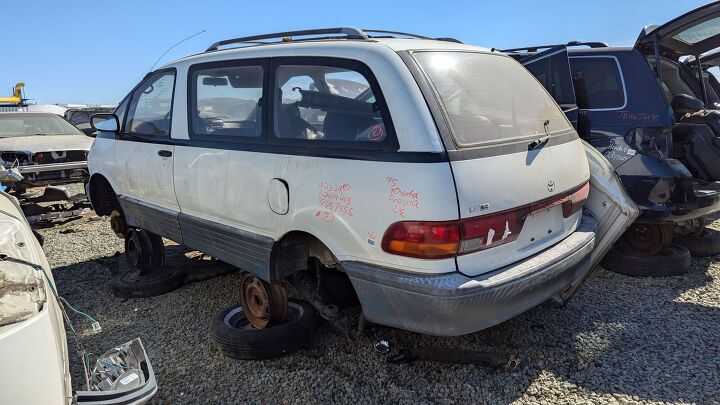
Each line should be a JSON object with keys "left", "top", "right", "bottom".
{"left": 0, "top": 0, "right": 710, "bottom": 105}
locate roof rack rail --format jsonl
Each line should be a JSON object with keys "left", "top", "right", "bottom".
{"left": 500, "top": 41, "right": 609, "bottom": 53}
{"left": 205, "top": 27, "right": 458, "bottom": 52}
{"left": 360, "top": 29, "right": 432, "bottom": 40}
{"left": 206, "top": 27, "right": 369, "bottom": 52}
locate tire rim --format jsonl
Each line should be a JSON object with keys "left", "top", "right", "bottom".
{"left": 239, "top": 275, "right": 272, "bottom": 329}
{"left": 126, "top": 230, "right": 143, "bottom": 268}
{"left": 621, "top": 223, "right": 672, "bottom": 256}
{"left": 224, "top": 302, "right": 303, "bottom": 330}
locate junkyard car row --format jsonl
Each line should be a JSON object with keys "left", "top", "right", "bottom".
{"left": 2, "top": 2, "right": 720, "bottom": 403}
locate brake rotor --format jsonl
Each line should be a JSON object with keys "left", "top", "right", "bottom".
{"left": 110, "top": 210, "right": 127, "bottom": 238}
{"left": 238, "top": 274, "right": 289, "bottom": 328}
{"left": 618, "top": 223, "right": 673, "bottom": 256}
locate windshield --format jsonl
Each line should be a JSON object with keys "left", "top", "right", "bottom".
{"left": 0, "top": 113, "right": 83, "bottom": 138}
{"left": 413, "top": 51, "right": 572, "bottom": 147}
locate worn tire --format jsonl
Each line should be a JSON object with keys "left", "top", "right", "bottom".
{"left": 675, "top": 228, "right": 720, "bottom": 257}
{"left": 601, "top": 243, "right": 691, "bottom": 277}
{"left": 211, "top": 299, "right": 317, "bottom": 360}
{"left": 110, "top": 268, "right": 187, "bottom": 298}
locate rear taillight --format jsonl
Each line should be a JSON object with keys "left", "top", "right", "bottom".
{"left": 382, "top": 180, "right": 589, "bottom": 259}
{"left": 382, "top": 221, "right": 460, "bottom": 259}
{"left": 560, "top": 181, "right": 590, "bottom": 218}
{"left": 458, "top": 206, "right": 530, "bottom": 254}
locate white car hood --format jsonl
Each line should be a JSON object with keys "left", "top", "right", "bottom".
{"left": 0, "top": 135, "right": 93, "bottom": 154}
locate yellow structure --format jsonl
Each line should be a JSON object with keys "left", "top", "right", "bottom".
{"left": 0, "top": 83, "right": 25, "bottom": 105}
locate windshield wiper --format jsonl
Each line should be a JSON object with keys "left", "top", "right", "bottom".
{"left": 528, "top": 120, "right": 551, "bottom": 151}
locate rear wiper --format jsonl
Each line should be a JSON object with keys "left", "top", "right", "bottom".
{"left": 528, "top": 120, "right": 551, "bottom": 151}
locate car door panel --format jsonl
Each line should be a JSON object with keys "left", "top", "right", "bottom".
{"left": 114, "top": 69, "right": 182, "bottom": 242}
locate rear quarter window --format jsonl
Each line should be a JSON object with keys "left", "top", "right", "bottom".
{"left": 412, "top": 51, "right": 572, "bottom": 148}
{"left": 569, "top": 56, "right": 626, "bottom": 110}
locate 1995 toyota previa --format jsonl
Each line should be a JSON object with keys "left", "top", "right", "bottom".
{"left": 86, "top": 28, "right": 637, "bottom": 356}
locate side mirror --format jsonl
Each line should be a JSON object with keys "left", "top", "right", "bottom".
{"left": 90, "top": 113, "right": 120, "bottom": 133}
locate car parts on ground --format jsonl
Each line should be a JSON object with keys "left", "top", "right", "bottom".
{"left": 0, "top": 191, "right": 157, "bottom": 404}
{"left": 110, "top": 233, "right": 234, "bottom": 298}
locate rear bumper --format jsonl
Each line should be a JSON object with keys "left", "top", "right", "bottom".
{"left": 343, "top": 214, "right": 597, "bottom": 336}
{"left": 639, "top": 179, "right": 720, "bottom": 222}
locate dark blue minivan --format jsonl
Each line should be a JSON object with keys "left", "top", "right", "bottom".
{"left": 503, "top": 1, "right": 720, "bottom": 259}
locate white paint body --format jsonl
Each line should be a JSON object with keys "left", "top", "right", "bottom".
{"left": 89, "top": 38, "right": 589, "bottom": 276}
{"left": 0, "top": 194, "right": 72, "bottom": 405}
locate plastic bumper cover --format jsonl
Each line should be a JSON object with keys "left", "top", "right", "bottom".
{"left": 343, "top": 214, "right": 597, "bottom": 336}
{"left": 639, "top": 179, "right": 720, "bottom": 222}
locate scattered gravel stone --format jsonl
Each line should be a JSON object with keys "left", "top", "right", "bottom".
{"left": 38, "top": 187, "right": 720, "bottom": 403}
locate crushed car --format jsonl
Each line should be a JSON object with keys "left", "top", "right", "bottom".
{"left": 500, "top": 1, "right": 720, "bottom": 273}
{"left": 86, "top": 28, "right": 637, "bottom": 358}
{"left": 0, "top": 184, "right": 157, "bottom": 404}
{"left": 0, "top": 112, "right": 93, "bottom": 192}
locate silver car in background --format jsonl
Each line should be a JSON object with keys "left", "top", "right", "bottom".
{"left": 0, "top": 112, "right": 93, "bottom": 190}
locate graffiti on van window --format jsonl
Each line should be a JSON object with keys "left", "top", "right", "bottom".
{"left": 315, "top": 181, "right": 353, "bottom": 222}
{"left": 386, "top": 177, "right": 420, "bottom": 218}
{"left": 617, "top": 111, "right": 660, "bottom": 121}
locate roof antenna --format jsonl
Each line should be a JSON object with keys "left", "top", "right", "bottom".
{"left": 149, "top": 29, "right": 206, "bottom": 72}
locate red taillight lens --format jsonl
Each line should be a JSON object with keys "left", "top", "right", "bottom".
{"left": 561, "top": 182, "right": 590, "bottom": 218}
{"left": 382, "top": 180, "right": 589, "bottom": 259}
{"left": 458, "top": 206, "right": 530, "bottom": 254}
{"left": 382, "top": 221, "right": 460, "bottom": 259}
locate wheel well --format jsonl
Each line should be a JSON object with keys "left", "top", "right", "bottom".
{"left": 269, "top": 231, "right": 339, "bottom": 282}
{"left": 88, "top": 174, "right": 121, "bottom": 216}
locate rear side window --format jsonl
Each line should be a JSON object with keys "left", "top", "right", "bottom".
{"left": 272, "top": 59, "right": 395, "bottom": 148}
{"left": 413, "top": 52, "right": 572, "bottom": 148}
{"left": 570, "top": 57, "right": 626, "bottom": 110}
{"left": 523, "top": 50, "right": 576, "bottom": 107}
{"left": 190, "top": 64, "right": 264, "bottom": 138}
{"left": 125, "top": 71, "right": 175, "bottom": 136}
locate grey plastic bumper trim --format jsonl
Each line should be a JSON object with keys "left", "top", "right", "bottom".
{"left": 343, "top": 214, "right": 598, "bottom": 336}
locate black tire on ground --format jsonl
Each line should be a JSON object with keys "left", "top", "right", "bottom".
{"left": 110, "top": 268, "right": 187, "bottom": 298}
{"left": 124, "top": 229, "right": 165, "bottom": 274}
{"left": 601, "top": 243, "right": 691, "bottom": 277}
{"left": 211, "top": 299, "right": 317, "bottom": 360}
{"left": 675, "top": 228, "right": 720, "bottom": 257}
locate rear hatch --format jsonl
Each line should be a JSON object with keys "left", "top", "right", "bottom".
{"left": 636, "top": 1, "right": 720, "bottom": 57}
{"left": 408, "top": 51, "right": 590, "bottom": 276}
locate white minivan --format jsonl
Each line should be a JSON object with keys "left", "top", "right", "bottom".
{"left": 87, "top": 28, "right": 636, "bottom": 345}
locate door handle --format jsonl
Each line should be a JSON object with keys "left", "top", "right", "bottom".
{"left": 158, "top": 150, "right": 172, "bottom": 157}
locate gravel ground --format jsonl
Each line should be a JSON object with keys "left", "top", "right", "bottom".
{"left": 38, "top": 185, "right": 720, "bottom": 404}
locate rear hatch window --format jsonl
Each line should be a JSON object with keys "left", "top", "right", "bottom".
{"left": 412, "top": 51, "right": 573, "bottom": 148}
